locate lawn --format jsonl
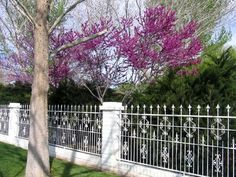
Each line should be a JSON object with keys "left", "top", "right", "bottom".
{"left": 0, "top": 142, "right": 119, "bottom": 177}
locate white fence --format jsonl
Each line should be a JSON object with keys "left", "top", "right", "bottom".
{"left": 18, "top": 105, "right": 102, "bottom": 155}
{"left": 121, "top": 105, "right": 236, "bottom": 177}
{"left": 0, "top": 102, "right": 236, "bottom": 177}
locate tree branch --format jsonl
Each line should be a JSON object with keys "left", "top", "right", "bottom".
{"left": 82, "top": 82, "right": 101, "bottom": 103}
{"left": 48, "top": 0, "right": 85, "bottom": 35}
{"left": 11, "top": 0, "right": 36, "bottom": 26}
{"left": 50, "top": 29, "right": 107, "bottom": 58}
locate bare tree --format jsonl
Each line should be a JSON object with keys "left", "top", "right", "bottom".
{"left": 75, "top": 0, "right": 143, "bottom": 24}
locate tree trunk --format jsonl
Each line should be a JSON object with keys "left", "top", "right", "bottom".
{"left": 25, "top": 1, "right": 50, "bottom": 177}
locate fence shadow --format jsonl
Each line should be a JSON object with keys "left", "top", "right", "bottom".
{"left": 49, "top": 146, "right": 105, "bottom": 177}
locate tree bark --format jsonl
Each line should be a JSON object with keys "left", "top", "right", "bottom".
{"left": 25, "top": 0, "right": 50, "bottom": 177}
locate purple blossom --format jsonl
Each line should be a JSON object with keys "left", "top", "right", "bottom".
{"left": 2, "top": 5, "right": 202, "bottom": 87}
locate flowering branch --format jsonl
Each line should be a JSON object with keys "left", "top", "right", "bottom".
{"left": 50, "top": 28, "right": 107, "bottom": 58}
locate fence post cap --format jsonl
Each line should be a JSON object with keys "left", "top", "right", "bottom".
{"left": 8, "top": 103, "right": 21, "bottom": 108}
{"left": 100, "top": 102, "right": 124, "bottom": 111}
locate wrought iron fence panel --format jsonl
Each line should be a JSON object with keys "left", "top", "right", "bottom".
{"left": 0, "top": 105, "right": 9, "bottom": 135}
{"left": 121, "top": 104, "right": 236, "bottom": 177}
{"left": 48, "top": 105, "right": 102, "bottom": 155}
{"left": 18, "top": 105, "right": 102, "bottom": 155}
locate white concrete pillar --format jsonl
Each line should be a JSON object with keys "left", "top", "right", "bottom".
{"left": 8, "top": 103, "right": 21, "bottom": 145}
{"left": 100, "top": 102, "right": 123, "bottom": 171}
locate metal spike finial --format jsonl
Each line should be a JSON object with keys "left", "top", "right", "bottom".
{"left": 226, "top": 105, "right": 231, "bottom": 110}
{"left": 131, "top": 105, "right": 134, "bottom": 110}
{"left": 206, "top": 105, "right": 210, "bottom": 114}
{"left": 197, "top": 105, "right": 201, "bottom": 110}
{"left": 137, "top": 105, "right": 140, "bottom": 110}
{"left": 172, "top": 105, "right": 175, "bottom": 110}
{"left": 163, "top": 105, "right": 167, "bottom": 109}
{"left": 226, "top": 104, "right": 231, "bottom": 116}
{"left": 216, "top": 104, "right": 220, "bottom": 116}
{"left": 163, "top": 105, "right": 167, "bottom": 114}
{"left": 196, "top": 105, "right": 201, "bottom": 115}
{"left": 188, "top": 105, "right": 192, "bottom": 115}
{"left": 143, "top": 105, "right": 146, "bottom": 113}
{"left": 172, "top": 105, "right": 175, "bottom": 114}
{"left": 157, "top": 105, "right": 160, "bottom": 114}
{"left": 179, "top": 105, "right": 183, "bottom": 114}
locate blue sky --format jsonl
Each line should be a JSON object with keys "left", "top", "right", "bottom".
{"left": 224, "top": 12, "right": 236, "bottom": 47}
{"left": 228, "top": 26, "right": 236, "bottom": 46}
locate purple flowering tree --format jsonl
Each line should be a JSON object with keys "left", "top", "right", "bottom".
{"left": 68, "top": 6, "right": 202, "bottom": 103}
{"left": 117, "top": 6, "right": 202, "bottom": 79}
{"left": 1, "top": 5, "right": 202, "bottom": 103}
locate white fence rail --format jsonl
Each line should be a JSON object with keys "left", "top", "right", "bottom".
{"left": 1, "top": 102, "right": 236, "bottom": 177}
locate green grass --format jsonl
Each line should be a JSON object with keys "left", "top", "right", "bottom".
{"left": 0, "top": 142, "right": 119, "bottom": 177}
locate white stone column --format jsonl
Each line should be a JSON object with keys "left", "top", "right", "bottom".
{"left": 8, "top": 103, "right": 21, "bottom": 145}
{"left": 100, "top": 102, "right": 123, "bottom": 172}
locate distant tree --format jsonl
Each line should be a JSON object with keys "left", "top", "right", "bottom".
{"left": 131, "top": 45, "right": 236, "bottom": 111}
{"left": 48, "top": 79, "right": 120, "bottom": 105}
{"left": 146, "top": 0, "right": 236, "bottom": 37}
{"left": 49, "top": 79, "right": 99, "bottom": 105}
{"left": 0, "top": 81, "right": 31, "bottom": 104}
